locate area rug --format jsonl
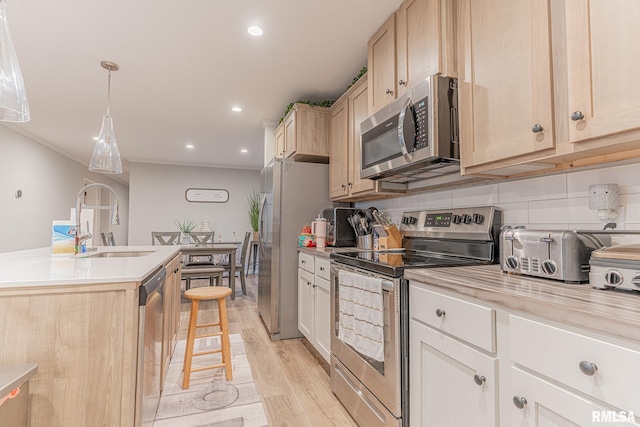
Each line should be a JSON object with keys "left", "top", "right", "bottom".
{"left": 154, "top": 334, "right": 268, "bottom": 427}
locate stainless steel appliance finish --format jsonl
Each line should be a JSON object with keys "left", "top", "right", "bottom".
{"left": 135, "top": 266, "right": 166, "bottom": 427}
{"left": 330, "top": 264, "right": 405, "bottom": 427}
{"left": 258, "top": 158, "right": 331, "bottom": 340}
{"left": 330, "top": 206, "right": 502, "bottom": 427}
{"left": 322, "top": 207, "right": 358, "bottom": 247}
{"left": 500, "top": 228, "right": 610, "bottom": 283}
{"left": 590, "top": 244, "right": 640, "bottom": 291}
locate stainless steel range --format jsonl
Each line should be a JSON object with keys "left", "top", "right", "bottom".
{"left": 329, "top": 206, "right": 502, "bottom": 427}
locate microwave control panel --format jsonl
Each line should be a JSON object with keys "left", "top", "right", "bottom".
{"left": 412, "top": 96, "right": 429, "bottom": 150}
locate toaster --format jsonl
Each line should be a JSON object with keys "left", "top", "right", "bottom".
{"left": 322, "top": 207, "right": 358, "bottom": 247}
{"left": 500, "top": 228, "right": 610, "bottom": 283}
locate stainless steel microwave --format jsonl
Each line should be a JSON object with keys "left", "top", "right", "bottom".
{"left": 360, "top": 75, "right": 460, "bottom": 182}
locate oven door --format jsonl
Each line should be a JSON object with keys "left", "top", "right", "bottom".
{"left": 330, "top": 263, "right": 404, "bottom": 426}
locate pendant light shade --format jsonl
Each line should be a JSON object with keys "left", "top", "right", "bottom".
{"left": 0, "top": 0, "right": 30, "bottom": 122}
{"left": 89, "top": 61, "right": 122, "bottom": 174}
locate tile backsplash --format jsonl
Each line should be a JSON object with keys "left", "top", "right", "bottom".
{"left": 356, "top": 161, "right": 640, "bottom": 245}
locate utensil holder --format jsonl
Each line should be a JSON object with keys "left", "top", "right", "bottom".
{"left": 356, "top": 234, "right": 373, "bottom": 249}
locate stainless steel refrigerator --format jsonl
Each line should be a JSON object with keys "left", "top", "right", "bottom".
{"left": 258, "top": 158, "right": 330, "bottom": 340}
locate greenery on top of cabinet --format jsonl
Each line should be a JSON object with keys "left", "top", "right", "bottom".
{"left": 345, "top": 67, "right": 367, "bottom": 91}
{"left": 279, "top": 100, "right": 335, "bottom": 123}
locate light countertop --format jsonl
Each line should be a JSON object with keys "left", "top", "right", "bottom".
{"left": 0, "top": 246, "right": 181, "bottom": 288}
{"left": 406, "top": 264, "right": 640, "bottom": 343}
{"left": 298, "top": 246, "right": 361, "bottom": 259}
{"left": 0, "top": 363, "right": 37, "bottom": 398}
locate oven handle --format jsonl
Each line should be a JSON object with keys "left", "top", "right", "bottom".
{"left": 334, "top": 363, "right": 386, "bottom": 423}
{"left": 331, "top": 264, "right": 395, "bottom": 293}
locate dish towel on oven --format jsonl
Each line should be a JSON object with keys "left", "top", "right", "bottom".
{"left": 338, "top": 270, "right": 384, "bottom": 362}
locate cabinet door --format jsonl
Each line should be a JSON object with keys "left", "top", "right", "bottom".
{"left": 329, "top": 98, "right": 350, "bottom": 198}
{"left": 368, "top": 14, "right": 397, "bottom": 114}
{"left": 458, "top": 0, "right": 555, "bottom": 171}
{"left": 410, "top": 319, "right": 497, "bottom": 427}
{"left": 284, "top": 110, "right": 296, "bottom": 157}
{"left": 349, "top": 77, "right": 376, "bottom": 195}
{"left": 161, "top": 263, "right": 173, "bottom": 389}
{"left": 564, "top": 0, "right": 640, "bottom": 144}
{"left": 297, "top": 268, "right": 314, "bottom": 341}
{"left": 507, "top": 366, "right": 636, "bottom": 426}
{"left": 314, "top": 277, "right": 331, "bottom": 363}
{"left": 275, "top": 124, "right": 285, "bottom": 158}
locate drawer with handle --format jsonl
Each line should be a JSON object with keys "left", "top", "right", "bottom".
{"left": 315, "top": 258, "right": 330, "bottom": 281}
{"left": 299, "top": 252, "right": 315, "bottom": 273}
{"left": 410, "top": 284, "right": 496, "bottom": 353}
{"left": 510, "top": 314, "right": 640, "bottom": 415}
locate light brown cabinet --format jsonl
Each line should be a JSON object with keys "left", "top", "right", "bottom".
{"left": 459, "top": 0, "right": 640, "bottom": 177}
{"left": 274, "top": 103, "right": 330, "bottom": 162}
{"left": 329, "top": 74, "right": 405, "bottom": 201}
{"left": 368, "top": 0, "right": 456, "bottom": 115}
{"left": 458, "top": 0, "right": 556, "bottom": 175}
{"left": 161, "top": 253, "right": 181, "bottom": 389}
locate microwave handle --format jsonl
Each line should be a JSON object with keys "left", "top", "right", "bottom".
{"left": 397, "top": 97, "right": 416, "bottom": 162}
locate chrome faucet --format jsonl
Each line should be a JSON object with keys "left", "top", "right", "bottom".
{"left": 75, "top": 183, "right": 120, "bottom": 254}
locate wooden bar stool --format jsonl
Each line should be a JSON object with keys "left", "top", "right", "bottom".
{"left": 182, "top": 286, "right": 232, "bottom": 389}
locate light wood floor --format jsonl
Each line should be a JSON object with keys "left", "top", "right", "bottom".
{"left": 178, "top": 274, "right": 358, "bottom": 427}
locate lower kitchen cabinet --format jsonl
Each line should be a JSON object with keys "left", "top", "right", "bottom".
{"left": 161, "top": 253, "right": 182, "bottom": 389}
{"left": 410, "top": 283, "right": 498, "bottom": 426}
{"left": 298, "top": 252, "right": 331, "bottom": 362}
{"left": 409, "top": 279, "right": 640, "bottom": 427}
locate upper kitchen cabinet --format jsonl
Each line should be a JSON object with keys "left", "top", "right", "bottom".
{"left": 368, "top": 14, "right": 397, "bottom": 114}
{"left": 396, "top": 0, "right": 457, "bottom": 97}
{"left": 274, "top": 103, "right": 330, "bottom": 163}
{"left": 368, "top": 0, "right": 457, "bottom": 114}
{"left": 330, "top": 74, "right": 406, "bottom": 200}
{"left": 557, "top": 0, "right": 640, "bottom": 153}
{"left": 458, "top": 0, "right": 556, "bottom": 175}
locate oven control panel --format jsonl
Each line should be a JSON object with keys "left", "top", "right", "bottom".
{"left": 399, "top": 207, "right": 501, "bottom": 241}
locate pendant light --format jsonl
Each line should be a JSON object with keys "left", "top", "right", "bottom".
{"left": 89, "top": 61, "right": 122, "bottom": 174}
{"left": 0, "top": 0, "right": 29, "bottom": 122}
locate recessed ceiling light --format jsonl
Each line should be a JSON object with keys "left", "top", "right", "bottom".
{"left": 232, "top": 106, "right": 242, "bottom": 112}
{"left": 241, "top": 149, "right": 248, "bottom": 153}
{"left": 185, "top": 143, "right": 195, "bottom": 149}
{"left": 247, "top": 26, "right": 263, "bottom": 36}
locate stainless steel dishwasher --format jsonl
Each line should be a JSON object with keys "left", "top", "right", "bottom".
{"left": 134, "top": 266, "right": 166, "bottom": 427}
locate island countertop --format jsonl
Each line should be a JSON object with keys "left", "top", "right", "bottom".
{"left": 0, "top": 246, "right": 181, "bottom": 288}
{"left": 405, "top": 264, "right": 640, "bottom": 343}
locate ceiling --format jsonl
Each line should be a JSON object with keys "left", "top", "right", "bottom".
{"left": 3, "top": 0, "right": 402, "bottom": 183}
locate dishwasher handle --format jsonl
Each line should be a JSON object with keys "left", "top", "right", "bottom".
{"left": 139, "top": 267, "right": 166, "bottom": 306}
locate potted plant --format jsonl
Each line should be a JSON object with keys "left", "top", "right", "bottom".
{"left": 174, "top": 218, "right": 197, "bottom": 244}
{"left": 247, "top": 190, "right": 260, "bottom": 241}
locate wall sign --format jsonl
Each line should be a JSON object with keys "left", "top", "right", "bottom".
{"left": 185, "top": 188, "right": 229, "bottom": 203}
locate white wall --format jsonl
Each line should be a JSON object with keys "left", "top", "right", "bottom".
{"left": 357, "top": 161, "right": 640, "bottom": 245}
{"left": 0, "top": 125, "right": 129, "bottom": 253}
{"left": 128, "top": 162, "right": 260, "bottom": 245}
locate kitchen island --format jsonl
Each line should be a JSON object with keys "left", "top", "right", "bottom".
{"left": 0, "top": 246, "right": 181, "bottom": 427}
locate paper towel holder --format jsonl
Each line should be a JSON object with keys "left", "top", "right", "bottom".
{"left": 588, "top": 183, "right": 618, "bottom": 222}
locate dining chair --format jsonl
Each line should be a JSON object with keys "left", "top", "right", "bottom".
{"left": 190, "top": 231, "right": 215, "bottom": 246}
{"left": 101, "top": 231, "right": 116, "bottom": 246}
{"left": 151, "top": 231, "right": 180, "bottom": 245}
{"left": 219, "top": 231, "right": 250, "bottom": 296}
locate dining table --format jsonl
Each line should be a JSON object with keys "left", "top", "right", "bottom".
{"left": 180, "top": 242, "right": 240, "bottom": 299}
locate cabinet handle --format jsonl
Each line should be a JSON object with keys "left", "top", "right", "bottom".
{"left": 571, "top": 111, "right": 584, "bottom": 121}
{"left": 399, "top": 79, "right": 407, "bottom": 86}
{"left": 348, "top": 182, "right": 352, "bottom": 187}
{"left": 436, "top": 308, "right": 446, "bottom": 317}
{"left": 301, "top": 260, "right": 306, "bottom": 264}
{"left": 531, "top": 124, "right": 543, "bottom": 133}
{"left": 473, "top": 374, "right": 486, "bottom": 386}
{"left": 341, "top": 184, "right": 346, "bottom": 189}
{"left": 579, "top": 360, "right": 598, "bottom": 376}
{"left": 173, "top": 268, "right": 179, "bottom": 273}
{"left": 386, "top": 89, "right": 393, "bottom": 95}
{"left": 513, "top": 396, "right": 528, "bottom": 409}
{"left": 320, "top": 267, "right": 324, "bottom": 271}
{"left": 307, "top": 281, "right": 312, "bottom": 286}
{"left": 313, "top": 284, "right": 316, "bottom": 288}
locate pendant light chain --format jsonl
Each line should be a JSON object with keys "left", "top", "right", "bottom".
{"left": 106, "top": 69, "right": 111, "bottom": 116}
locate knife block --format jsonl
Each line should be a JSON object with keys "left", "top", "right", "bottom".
{"left": 378, "top": 225, "right": 402, "bottom": 250}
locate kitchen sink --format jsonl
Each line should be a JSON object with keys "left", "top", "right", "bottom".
{"left": 86, "top": 251, "right": 154, "bottom": 258}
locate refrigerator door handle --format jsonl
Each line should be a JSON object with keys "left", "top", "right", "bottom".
{"left": 258, "top": 194, "right": 267, "bottom": 255}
